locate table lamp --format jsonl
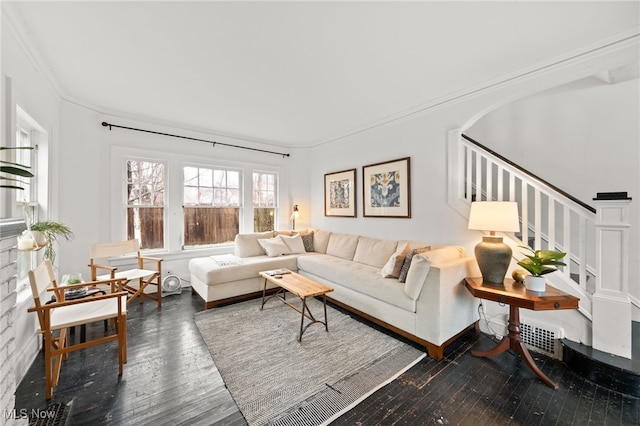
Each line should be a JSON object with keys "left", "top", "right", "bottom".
{"left": 468, "top": 201, "right": 520, "bottom": 284}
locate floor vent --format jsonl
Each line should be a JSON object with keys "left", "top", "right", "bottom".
{"left": 28, "top": 401, "right": 71, "bottom": 426}
{"left": 521, "top": 322, "right": 563, "bottom": 360}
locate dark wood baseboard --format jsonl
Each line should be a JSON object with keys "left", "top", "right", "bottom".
{"left": 326, "top": 296, "right": 478, "bottom": 360}
{"left": 193, "top": 287, "right": 279, "bottom": 310}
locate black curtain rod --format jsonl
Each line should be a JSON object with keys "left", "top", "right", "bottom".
{"left": 101, "top": 122, "right": 290, "bottom": 158}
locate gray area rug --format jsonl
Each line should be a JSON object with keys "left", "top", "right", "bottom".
{"left": 194, "top": 296, "right": 424, "bottom": 426}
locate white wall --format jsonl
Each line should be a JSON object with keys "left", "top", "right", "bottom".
{"left": 56, "top": 104, "right": 309, "bottom": 282}
{"left": 465, "top": 76, "right": 640, "bottom": 307}
{"left": 1, "top": 10, "right": 61, "bottom": 393}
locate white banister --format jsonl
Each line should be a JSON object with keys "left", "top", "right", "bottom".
{"left": 448, "top": 132, "right": 601, "bottom": 308}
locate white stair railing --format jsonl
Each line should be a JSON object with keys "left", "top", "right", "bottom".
{"left": 448, "top": 130, "right": 596, "bottom": 307}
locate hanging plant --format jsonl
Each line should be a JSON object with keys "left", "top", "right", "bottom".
{"left": 29, "top": 221, "right": 74, "bottom": 264}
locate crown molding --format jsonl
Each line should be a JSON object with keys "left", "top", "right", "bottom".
{"left": 311, "top": 27, "right": 640, "bottom": 148}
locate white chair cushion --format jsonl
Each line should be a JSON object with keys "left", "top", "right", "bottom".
{"left": 50, "top": 296, "right": 127, "bottom": 330}
{"left": 97, "top": 268, "right": 158, "bottom": 281}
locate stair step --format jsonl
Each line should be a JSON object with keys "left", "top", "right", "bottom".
{"left": 562, "top": 321, "right": 640, "bottom": 397}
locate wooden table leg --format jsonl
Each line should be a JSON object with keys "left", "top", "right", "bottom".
{"left": 472, "top": 304, "right": 559, "bottom": 389}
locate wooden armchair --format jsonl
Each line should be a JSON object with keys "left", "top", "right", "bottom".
{"left": 28, "top": 260, "right": 127, "bottom": 399}
{"left": 89, "top": 240, "right": 163, "bottom": 307}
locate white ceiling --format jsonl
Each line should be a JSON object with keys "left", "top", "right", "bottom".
{"left": 5, "top": 1, "right": 640, "bottom": 147}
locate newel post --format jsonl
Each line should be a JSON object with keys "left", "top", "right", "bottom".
{"left": 592, "top": 192, "right": 632, "bottom": 359}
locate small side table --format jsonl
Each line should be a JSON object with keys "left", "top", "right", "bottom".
{"left": 464, "top": 277, "right": 579, "bottom": 389}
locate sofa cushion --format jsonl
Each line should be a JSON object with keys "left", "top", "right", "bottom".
{"left": 313, "top": 229, "right": 331, "bottom": 253}
{"left": 404, "top": 254, "right": 431, "bottom": 300}
{"left": 258, "top": 236, "right": 291, "bottom": 257}
{"left": 189, "top": 254, "right": 299, "bottom": 285}
{"left": 234, "top": 231, "right": 276, "bottom": 257}
{"left": 353, "top": 237, "right": 399, "bottom": 268}
{"left": 381, "top": 243, "right": 410, "bottom": 278}
{"left": 326, "top": 233, "right": 360, "bottom": 260}
{"left": 398, "top": 246, "right": 431, "bottom": 283}
{"left": 301, "top": 231, "right": 314, "bottom": 252}
{"left": 280, "top": 234, "right": 306, "bottom": 254}
{"left": 422, "top": 245, "right": 465, "bottom": 265}
{"left": 297, "top": 254, "right": 415, "bottom": 312}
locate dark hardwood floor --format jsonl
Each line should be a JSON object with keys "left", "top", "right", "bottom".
{"left": 16, "top": 290, "right": 640, "bottom": 425}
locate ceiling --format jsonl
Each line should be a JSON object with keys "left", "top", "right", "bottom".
{"left": 5, "top": 1, "right": 639, "bottom": 147}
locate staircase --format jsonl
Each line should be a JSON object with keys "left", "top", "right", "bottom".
{"left": 447, "top": 129, "right": 639, "bottom": 396}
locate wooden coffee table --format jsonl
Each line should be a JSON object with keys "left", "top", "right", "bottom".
{"left": 259, "top": 269, "right": 334, "bottom": 341}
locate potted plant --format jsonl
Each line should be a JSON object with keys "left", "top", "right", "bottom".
{"left": 516, "top": 246, "right": 567, "bottom": 292}
{"left": 29, "top": 220, "right": 74, "bottom": 264}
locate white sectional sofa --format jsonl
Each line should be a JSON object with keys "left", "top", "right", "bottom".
{"left": 188, "top": 229, "right": 479, "bottom": 360}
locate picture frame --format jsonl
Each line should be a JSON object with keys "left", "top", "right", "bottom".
{"left": 324, "top": 168, "right": 357, "bottom": 217}
{"left": 362, "top": 157, "right": 411, "bottom": 218}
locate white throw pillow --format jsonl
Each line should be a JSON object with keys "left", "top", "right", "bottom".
{"left": 381, "top": 244, "right": 410, "bottom": 278}
{"left": 257, "top": 236, "right": 291, "bottom": 257}
{"left": 403, "top": 254, "right": 432, "bottom": 300}
{"left": 280, "top": 234, "right": 306, "bottom": 254}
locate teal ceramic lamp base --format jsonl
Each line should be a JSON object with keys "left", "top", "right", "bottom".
{"left": 475, "top": 236, "right": 512, "bottom": 284}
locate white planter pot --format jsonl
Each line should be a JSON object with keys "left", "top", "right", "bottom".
{"left": 31, "top": 231, "right": 48, "bottom": 248}
{"left": 525, "top": 275, "right": 546, "bottom": 292}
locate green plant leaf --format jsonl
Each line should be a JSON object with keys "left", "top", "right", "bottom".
{"left": 0, "top": 166, "right": 34, "bottom": 177}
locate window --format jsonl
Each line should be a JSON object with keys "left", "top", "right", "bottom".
{"left": 253, "top": 172, "right": 277, "bottom": 232}
{"left": 13, "top": 107, "right": 44, "bottom": 294}
{"left": 15, "top": 123, "right": 36, "bottom": 203}
{"left": 127, "top": 160, "right": 165, "bottom": 250}
{"left": 183, "top": 166, "right": 241, "bottom": 246}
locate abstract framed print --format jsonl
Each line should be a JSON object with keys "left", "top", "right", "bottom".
{"left": 324, "top": 168, "right": 356, "bottom": 217}
{"left": 363, "top": 157, "right": 411, "bottom": 218}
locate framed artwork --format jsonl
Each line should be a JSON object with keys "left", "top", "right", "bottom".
{"left": 363, "top": 157, "right": 411, "bottom": 218}
{"left": 324, "top": 168, "right": 356, "bottom": 217}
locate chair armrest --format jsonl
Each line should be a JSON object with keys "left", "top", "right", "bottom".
{"left": 48, "top": 278, "right": 126, "bottom": 292}
{"left": 89, "top": 263, "right": 117, "bottom": 271}
{"left": 139, "top": 256, "right": 163, "bottom": 270}
{"left": 29, "top": 290, "right": 128, "bottom": 312}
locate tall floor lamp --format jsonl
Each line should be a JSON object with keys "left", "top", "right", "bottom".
{"left": 468, "top": 201, "right": 520, "bottom": 284}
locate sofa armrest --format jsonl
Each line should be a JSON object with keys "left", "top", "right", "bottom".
{"left": 414, "top": 256, "right": 480, "bottom": 346}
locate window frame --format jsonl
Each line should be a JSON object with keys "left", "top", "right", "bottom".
{"left": 123, "top": 157, "right": 168, "bottom": 252}
{"left": 252, "top": 170, "right": 279, "bottom": 232}
{"left": 111, "top": 145, "right": 285, "bottom": 256}
{"left": 182, "top": 165, "right": 243, "bottom": 248}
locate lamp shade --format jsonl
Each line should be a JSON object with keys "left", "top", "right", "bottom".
{"left": 468, "top": 201, "right": 520, "bottom": 233}
{"left": 468, "top": 201, "right": 520, "bottom": 284}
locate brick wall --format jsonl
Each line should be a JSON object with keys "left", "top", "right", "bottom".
{"left": 1, "top": 219, "right": 28, "bottom": 426}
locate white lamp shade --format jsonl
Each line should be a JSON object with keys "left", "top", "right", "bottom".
{"left": 468, "top": 201, "right": 520, "bottom": 233}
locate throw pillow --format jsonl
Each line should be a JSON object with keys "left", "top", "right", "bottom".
{"left": 404, "top": 254, "right": 432, "bottom": 300}
{"left": 381, "top": 244, "right": 410, "bottom": 278}
{"left": 257, "top": 236, "right": 291, "bottom": 257}
{"left": 398, "top": 246, "right": 430, "bottom": 283}
{"left": 300, "top": 231, "right": 314, "bottom": 252}
{"left": 280, "top": 234, "right": 306, "bottom": 254}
